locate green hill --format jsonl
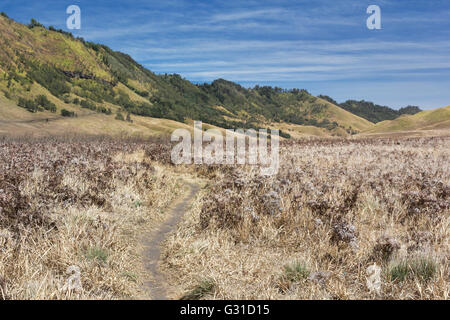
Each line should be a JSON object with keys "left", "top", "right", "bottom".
{"left": 363, "top": 105, "right": 450, "bottom": 135}
{"left": 0, "top": 14, "right": 373, "bottom": 137}
{"left": 318, "top": 95, "right": 422, "bottom": 123}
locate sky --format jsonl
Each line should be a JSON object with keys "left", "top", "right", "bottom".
{"left": 1, "top": 0, "right": 450, "bottom": 109}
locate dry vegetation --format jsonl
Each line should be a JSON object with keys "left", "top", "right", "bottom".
{"left": 163, "top": 136, "right": 449, "bottom": 300}
{"left": 0, "top": 134, "right": 448, "bottom": 300}
{"left": 0, "top": 136, "right": 184, "bottom": 299}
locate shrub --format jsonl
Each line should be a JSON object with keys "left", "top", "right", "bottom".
{"left": 28, "top": 18, "right": 43, "bottom": 29}
{"left": 80, "top": 99, "right": 97, "bottom": 111}
{"left": 279, "top": 130, "right": 291, "bottom": 139}
{"left": 282, "top": 261, "right": 310, "bottom": 283}
{"left": 61, "top": 109, "right": 76, "bottom": 117}
{"left": 18, "top": 97, "right": 40, "bottom": 113}
{"left": 180, "top": 278, "right": 215, "bottom": 300}
{"left": 26, "top": 61, "right": 71, "bottom": 97}
{"left": 35, "top": 94, "right": 56, "bottom": 112}
{"left": 126, "top": 112, "right": 133, "bottom": 123}
{"left": 97, "top": 106, "right": 107, "bottom": 114}
{"left": 73, "top": 79, "right": 115, "bottom": 103}
{"left": 18, "top": 95, "right": 56, "bottom": 113}
{"left": 115, "top": 112, "right": 125, "bottom": 121}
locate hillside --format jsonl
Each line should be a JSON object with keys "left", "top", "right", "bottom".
{"left": 318, "top": 95, "right": 422, "bottom": 123}
{"left": 0, "top": 14, "right": 374, "bottom": 138}
{"left": 362, "top": 105, "right": 450, "bottom": 136}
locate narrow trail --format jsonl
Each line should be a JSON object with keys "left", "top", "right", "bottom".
{"left": 143, "top": 182, "right": 200, "bottom": 300}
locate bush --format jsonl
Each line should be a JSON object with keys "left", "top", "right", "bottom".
{"left": 180, "top": 278, "right": 215, "bottom": 300}
{"left": 18, "top": 95, "right": 56, "bottom": 113}
{"left": 279, "top": 130, "right": 291, "bottom": 139}
{"left": 282, "top": 261, "right": 310, "bottom": 283}
{"left": 115, "top": 112, "right": 125, "bottom": 121}
{"left": 35, "top": 95, "right": 56, "bottom": 112}
{"left": 80, "top": 99, "right": 97, "bottom": 111}
{"left": 97, "top": 106, "right": 112, "bottom": 115}
{"left": 26, "top": 61, "right": 71, "bottom": 97}
{"left": 28, "top": 18, "right": 43, "bottom": 29}
{"left": 126, "top": 113, "right": 133, "bottom": 123}
{"left": 61, "top": 109, "right": 76, "bottom": 117}
{"left": 18, "top": 97, "right": 39, "bottom": 112}
{"left": 73, "top": 79, "right": 115, "bottom": 103}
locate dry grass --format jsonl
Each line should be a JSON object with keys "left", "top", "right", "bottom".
{"left": 0, "top": 136, "right": 184, "bottom": 299}
{"left": 363, "top": 106, "right": 450, "bottom": 135}
{"left": 163, "top": 136, "right": 449, "bottom": 300}
{"left": 1, "top": 134, "right": 448, "bottom": 300}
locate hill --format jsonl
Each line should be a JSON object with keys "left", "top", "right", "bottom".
{"left": 318, "top": 95, "right": 422, "bottom": 123}
{"left": 362, "top": 105, "right": 450, "bottom": 136}
{"left": 0, "top": 14, "right": 373, "bottom": 138}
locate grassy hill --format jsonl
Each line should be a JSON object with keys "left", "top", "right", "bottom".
{"left": 318, "top": 95, "right": 422, "bottom": 123}
{"left": 0, "top": 94, "right": 196, "bottom": 138}
{"left": 0, "top": 14, "right": 374, "bottom": 138}
{"left": 362, "top": 105, "right": 450, "bottom": 136}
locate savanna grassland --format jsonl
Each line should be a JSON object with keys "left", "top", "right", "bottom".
{"left": 0, "top": 135, "right": 448, "bottom": 300}
{"left": 163, "top": 136, "right": 449, "bottom": 300}
{"left": 0, "top": 136, "right": 187, "bottom": 299}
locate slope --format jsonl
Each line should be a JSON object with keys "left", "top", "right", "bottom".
{"left": 0, "top": 14, "right": 373, "bottom": 138}
{"left": 363, "top": 106, "right": 450, "bottom": 135}
{"left": 318, "top": 95, "right": 422, "bottom": 123}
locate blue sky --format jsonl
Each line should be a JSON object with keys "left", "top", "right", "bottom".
{"left": 1, "top": 0, "right": 450, "bottom": 109}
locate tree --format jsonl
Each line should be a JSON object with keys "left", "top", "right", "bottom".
{"left": 28, "top": 18, "right": 43, "bottom": 29}
{"left": 61, "top": 109, "right": 76, "bottom": 117}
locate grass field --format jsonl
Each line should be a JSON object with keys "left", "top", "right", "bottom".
{"left": 1, "top": 134, "right": 447, "bottom": 300}
{"left": 0, "top": 137, "right": 186, "bottom": 299}
{"left": 162, "top": 136, "right": 449, "bottom": 300}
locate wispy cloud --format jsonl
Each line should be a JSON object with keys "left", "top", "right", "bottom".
{"left": 209, "top": 8, "right": 287, "bottom": 22}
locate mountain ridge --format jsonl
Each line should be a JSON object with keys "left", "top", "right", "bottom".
{"left": 318, "top": 95, "right": 422, "bottom": 123}
{"left": 1, "top": 14, "right": 443, "bottom": 139}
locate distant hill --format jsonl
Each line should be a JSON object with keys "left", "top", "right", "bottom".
{"left": 0, "top": 14, "right": 373, "bottom": 138}
{"left": 363, "top": 105, "right": 450, "bottom": 135}
{"left": 318, "top": 95, "right": 422, "bottom": 123}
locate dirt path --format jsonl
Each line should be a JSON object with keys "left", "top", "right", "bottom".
{"left": 143, "top": 182, "right": 200, "bottom": 300}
